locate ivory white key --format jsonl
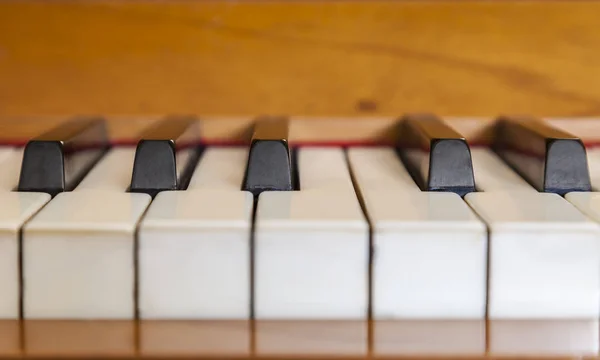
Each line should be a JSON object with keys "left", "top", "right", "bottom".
{"left": 470, "top": 148, "right": 536, "bottom": 192}
{"left": 566, "top": 192, "right": 600, "bottom": 221}
{"left": 138, "top": 147, "right": 253, "bottom": 319}
{"left": 254, "top": 148, "right": 369, "bottom": 319}
{"left": 187, "top": 147, "right": 249, "bottom": 190}
{"left": 348, "top": 147, "right": 487, "bottom": 319}
{"left": 22, "top": 147, "right": 151, "bottom": 319}
{"left": 464, "top": 192, "right": 600, "bottom": 319}
{"left": 344, "top": 147, "right": 419, "bottom": 191}
{"left": 23, "top": 190, "right": 151, "bottom": 319}
{"left": 0, "top": 192, "right": 51, "bottom": 318}
{"left": 585, "top": 147, "right": 600, "bottom": 191}
{"left": 0, "top": 147, "right": 23, "bottom": 191}
{"left": 75, "top": 148, "right": 136, "bottom": 191}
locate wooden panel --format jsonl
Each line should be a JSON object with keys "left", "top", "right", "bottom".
{"left": 1, "top": 1, "right": 600, "bottom": 118}
{"left": 2, "top": 116, "right": 600, "bottom": 147}
{"left": 1, "top": 320, "right": 598, "bottom": 359}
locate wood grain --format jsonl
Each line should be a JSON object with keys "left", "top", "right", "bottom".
{"left": 1, "top": 1, "right": 600, "bottom": 118}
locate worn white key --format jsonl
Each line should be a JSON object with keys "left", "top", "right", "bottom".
{"left": 464, "top": 191, "right": 600, "bottom": 319}
{"left": 348, "top": 147, "right": 487, "bottom": 319}
{"left": 255, "top": 148, "right": 369, "bottom": 319}
{"left": 470, "top": 148, "right": 536, "bottom": 192}
{"left": 138, "top": 147, "right": 253, "bottom": 319}
{"left": 75, "top": 148, "right": 136, "bottom": 191}
{"left": 0, "top": 192, "right": 50, "bottom": 319}
{"left": 0, "top": 147, "right": 23, "bottom": 191}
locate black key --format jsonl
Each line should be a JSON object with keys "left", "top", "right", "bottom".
{"left": 242, "top": 117, "right": 295, "bottom": 195}
{"left": 129, "top": 116, "right": 202, "bottom": 196}
{"left": 17, "top": 117, "right": 109, "bottom": 196}
{"left": 493, "top": 116, "right": 591, "bottom": 195}
{"left": 396, "top": 113, "right": 476, "bottom": 196}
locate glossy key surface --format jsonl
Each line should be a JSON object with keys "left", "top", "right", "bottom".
{"left": 493, "top": 116, "right": 591, "bottom": 194}
{"left": 17, "top": 117, "right": 109, "bottom": 196}
{"left": 242, "top": 117, "right": 295, "bottom": 195}
{"left": 129, "top": 116, "right": 202, "bottom": 196}
{"left": 397, "top": 113, "right": 476, "bottom": 196}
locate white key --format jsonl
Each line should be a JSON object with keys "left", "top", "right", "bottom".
{"left": 464, "top": 191, "right": 600, "bottom": 319}
{"left": 345, "top": 148, "right": 418, "bottom": 191}
{"left": 75, "top": 148, "right": 136, "bottom": 191}
{"left": 566, "top": 192, "right": 600, "bottom": 221}
{"left": 0, "top": 147, "right": 23, "bottom": 191}
{"left": 22, "top": 145, "right": 145, "bottom": 319}
{"left": 297, "top": 147, "right": 354, "bottom": 191}
{"left": 255, "top": 148, "right": 369, "bottom": 319}
{"left": 187, "top": 147, "right": 248, "bottom": 190}
{"left": 0, "top": 192, "right": 51, "bottom": 318}
{"left": 585, "top": 147, "right": 600, "bottom": 191}
{"left": 565, "top": 191, "right": 600, "bottom": 243}
{"left": 470, "top": 148, "right": 536, "bottom": 192}
{"left": 23, "top": 190, "right": 151, "bottom": 319}
{"left": 348, "top": 147, "right": 487, "bottom": 319}
{"left": 138, "top": 147, "right": 253, "bottom": 319}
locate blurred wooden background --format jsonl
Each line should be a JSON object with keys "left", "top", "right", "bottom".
{"left": 1, "top": 0, "right": 599, "bottom": 120}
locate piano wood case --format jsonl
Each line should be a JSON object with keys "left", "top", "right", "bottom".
{"left": 2, "top": 0, "right": 600, "bottom": 359}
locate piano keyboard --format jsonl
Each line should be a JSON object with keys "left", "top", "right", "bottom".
{"left": 2, "top": 115, "right": 600, "bottom": 357}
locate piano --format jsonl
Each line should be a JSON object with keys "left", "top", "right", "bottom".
{"left": 0, "top": 114, "right": 598, "bottom": 359}
{"left": 2, "top": 0, "right": 600, "bottom": 358}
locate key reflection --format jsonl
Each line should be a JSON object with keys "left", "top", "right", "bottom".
{"left": 0, "top": 318, "right": 596, "bottom": 357}
{"left": 139, "top": 320, "right": 250, "bottom": 357}
{"left": 255, "top": 320, "right": 366, "bottom": 356}
{"left": 23, "top": 320, "right": 135, "bottom": 357}
{"left": 373, "top": 320, "right": 485, "bottom": 356}
{"left": 0, "top": 320, "right": 20, "bottom": 357}
{"left": 488, "top": 319, "right": 599, "bottom": 356}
